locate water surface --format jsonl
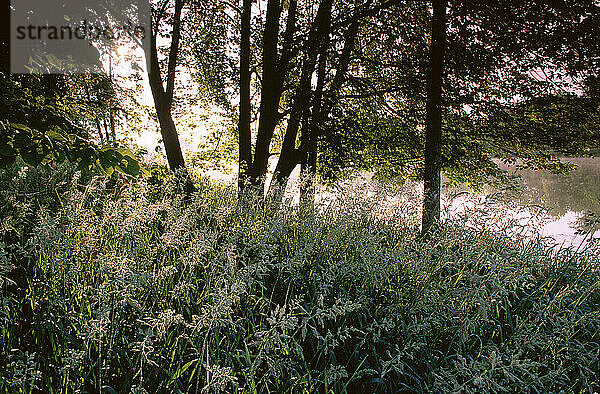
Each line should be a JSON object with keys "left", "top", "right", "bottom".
{"left": 446, "top": 157, "right": 600, "bottom": 249}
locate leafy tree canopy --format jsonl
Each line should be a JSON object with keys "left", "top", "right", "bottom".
{"left": 317, "top": 0, "right": 600, "bottom": 189}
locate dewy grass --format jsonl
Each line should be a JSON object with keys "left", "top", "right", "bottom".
{"left": 1, "top": 163, "right": 599, "bottom": 393}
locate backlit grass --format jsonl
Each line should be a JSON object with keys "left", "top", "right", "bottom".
{"left": 1, "top": 163, "right": 598, "bottom": 393}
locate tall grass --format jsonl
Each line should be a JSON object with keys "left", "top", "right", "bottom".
{"left": 1, "top": 162, "right": 599, "bottom": 393}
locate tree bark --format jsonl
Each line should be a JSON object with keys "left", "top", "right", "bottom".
{"left": 241, "top": 0, "right": 393, "bottom": 203}
{"left": 422, "top": 0, "right": 447, "bottom": 234}
{"left": 146, "top": 0, "right": 187, "bottom": 171}
{"left": 299, "top": 39, "right": 328, "bottom": 207}
{"left": 109, "top": 109, "right": 116, "bottom": 142}
{"left": 108, "top": 57, "right": 116, "bottom": 142}
{"left": 250, "top": 0, "right": 282, "bottom": 192}
{"left": 268, "top": 0, "right": 332, "bottom": 201}
{"left": 299, "top": 13, "right": 359, "bottom": 206}
{"left": 238, "top": 0, "right": 252, "bottom": 193}
{"left": 322, "top": 16, "right": 359, "bottom": 116}
{"left": 103, "top": 118, "right": 109, "bottom": 142}
{"left": 0, "top": 0, "right": 8, "bottom": 73}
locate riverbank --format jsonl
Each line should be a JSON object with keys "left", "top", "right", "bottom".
{"left": 1, "top": 163, "right": 599, "bottom": 392}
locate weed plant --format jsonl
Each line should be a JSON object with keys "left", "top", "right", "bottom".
{"left": 0, "top": 162, "right": 599, "bottom": 393}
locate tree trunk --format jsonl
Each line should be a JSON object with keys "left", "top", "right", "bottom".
{"left": 109, "top": 109, "right": 116, "bottom": 142}
{"left": 108, "top": 58, "right": 116, "bottom": 142}
{"left": 146, "top": 0, "right": 186, "bottom": 171}
{"left": 0, "top": 0, "right": 8, "bottom": 73}
{"left": 153, "top": 99, "right": 185, "bottom": 170}
{"left": 96, "top": 117, "right": 104, "bottom": 143}
{"left": 103, "top": 118, "right": 109, "bottom": 142}
{"left": 299, "top": 13, "right": 359, "bottom": 207}
{"left": 299, "top": 46, "right": 327, "bottom": 208}
{"left": 421, "top": 0, "right": 447, "bottom": 234}
{"left": 269, "top": 0, "right": 332, "bottom": 202}
{"left": 242, "top": 0, "right": 373, "bottom": 204}
{"left": 250, "top": 0, "right": 282, "bottom": 192}
{"left": 238, "top": 0, "right": 252, "bottom": 193}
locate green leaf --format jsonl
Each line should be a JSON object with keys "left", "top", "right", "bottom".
{"left": 10, "top": 123, "right": 31, "bottom": 132}
{"left": 167, "top": 359, "right": 198, "bottom": 386}
{"left": 13, "top": 132, "right": 32, "bottom": 149}
{"left": 47, "top": 128, "right": 67, "bottom": 142}
{"left": 122, "top": 155, "right": 141, "bottom": 176}
{"left": 76, "top": 146, "right": 98, "bottom": 170}
{"left": 20, "top": 148, "right": 44, "bottom": 167}
{"left": 0, "top": 142, "right": 16, "bottom": 157}
{"left": 99, "top": 148, "right": 120, "bottom": 169}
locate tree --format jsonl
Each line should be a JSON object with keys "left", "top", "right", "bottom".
{"left": 192, "top": 0, "right": 401, "bottom": 200}
{"left": 422, "top": 0, "right": 447, "bottom": 233}
{"left": 239, "top": 0, "right": 336, "bottom": 197}
{"left": 316, "top": 0, "right": 599, "bottom": 227}
{"left": 238, "top": 0, "right": 252, "bottom": 192}
{"left": 190, "top": 0, "right": 598, "bottom": 211}
{"left": 0, "top": 73, "right": 142, "bottom": 176}
{"left": 62, "top": 73, "right": 122, "bottom": 144}
{"left": 146, "top": 0, "right": 187, "bottom": 171}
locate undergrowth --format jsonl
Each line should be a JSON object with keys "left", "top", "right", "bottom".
{"left": 0, "top": 163, "right": 599, "bottom": 393}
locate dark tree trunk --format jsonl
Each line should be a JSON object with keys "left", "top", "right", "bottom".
{"left": 299, "top": 14, "right": 359, "bottom": 206}
{"left": 240, "top": 0, "right": 392, "bottom": 203}
{"left": 322, "top": 16, "right": 359, "bottom": 116}
{"left": 103, "top": 118, "right": 109, "bottom": 142}
{"left": 0, "top": 0, "right": 9, "bottom": 73}
{"left": 146, "top": 0, "right": 186, "bottom": 172}
{"left": 109, "top": 109, "right": 116, "bottom": 142}
{"left": 299, "top": 44, "right": 327, "bottom": 207}
{"left": 150, "top": 87, "right": 186, "bottom": 170}
{"left": 422, "top": 0, "right": 447, "bottom": 234}
{"left": 268, "top": 0, "right": 332, "bottom": 202}
{"left": 250, "top": 0, "right": 282, "bottom": 192}
{"left": 238, "top": 0, "right": 252, "bottom": 193}
{"left": 108, "top": 58, "right": 116, "bottom": 142}
{"left": 96, "top": 118, "right": 104, "bottom": 142}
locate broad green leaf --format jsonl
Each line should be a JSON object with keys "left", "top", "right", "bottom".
{"left": 20, "top": 149, "right": 44, "bottom": 167}
{"left": 47, "top": 129, "right": 67, "bottom": 142}
{"left": 0, "top": 143, "right": 15, "bottom": 157}
{"left": 9, "top": 123, "right": 31, "bottom": 132}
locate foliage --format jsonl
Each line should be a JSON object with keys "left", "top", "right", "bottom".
{"left": 1, "top": 163, "right": 599, "bottom": 393}
{"left": 0, "top": 73, "right": 142, "bottom": 176}
{"left": 318, "top": 104, "right": 424, "bottom": 183}
{"left": 318, "top": 0, "right": 600, "bottom": 187}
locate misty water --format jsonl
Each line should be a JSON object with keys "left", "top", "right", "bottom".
{"left": 444, "top": 157, "right": 600, "bottom": 250}
{"left": 282, "top": 156, "right": 600, "bottom": 250}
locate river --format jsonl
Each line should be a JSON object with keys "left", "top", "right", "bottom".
{"left": 444, "top": 157, "right": 600, "bottom": 249}
{"left": 281, "top": 156, "right": 600, "bottom": 250}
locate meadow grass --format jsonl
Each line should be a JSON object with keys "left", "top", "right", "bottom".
{"left": 0, "top": 163, "right": 599, "bottom": 393}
